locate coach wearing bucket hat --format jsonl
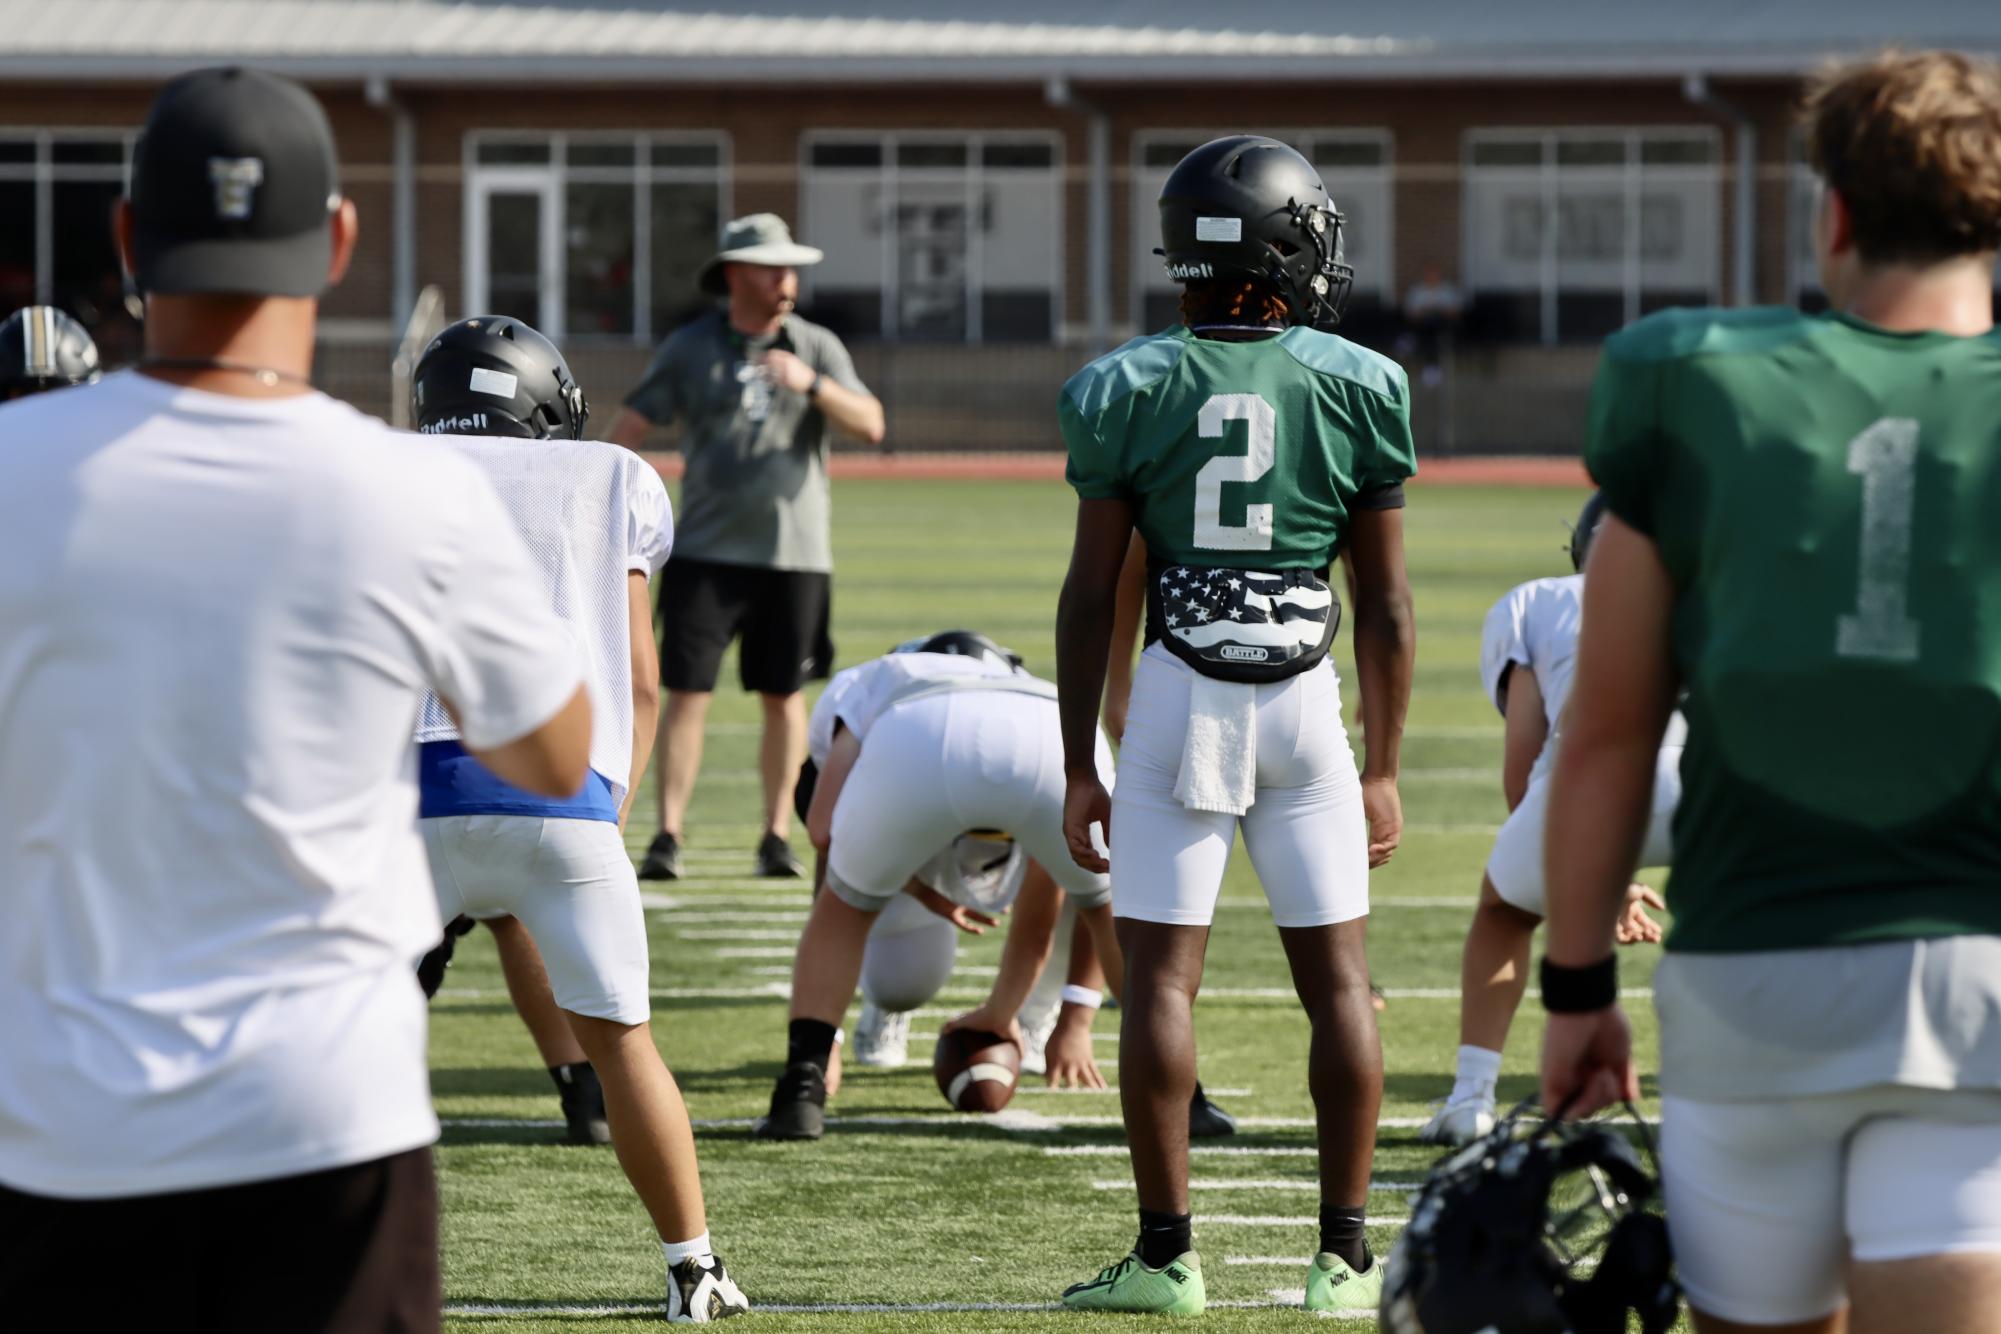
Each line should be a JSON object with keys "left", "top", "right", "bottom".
{"left": 0, "top": 66, "right": 591, "bottom": 1331}
{"left": 608, "top": 213, "right": 884, "bottom": 884}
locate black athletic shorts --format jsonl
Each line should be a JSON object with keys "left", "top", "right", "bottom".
{"left": 658, "top": 556, "right": 834, "bottom": 694}
{"left": 0, "top": 1146, "right": 440, "bottom": 1332}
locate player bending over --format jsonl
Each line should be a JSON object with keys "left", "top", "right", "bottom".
{"left": 1055, "top": 136, "right": 1416, "bottom": 1315}
{"left": 790, "top": 633, "right": 1238, "bottom": 1132}
{"left": 1540, "top": 50, "right": 2001, "bottom": 1334}
{"left": 755, "top": 633, "right": 1131, "bottom": 1141}
{"left": 0, "top": 305, "right": 101, "bottom": 401}
{"left": 1420, "top": 494, "right": 1674, "bottom": 1147}
{"left": 410, "top": 317, "right": 748, "bottom": 1322}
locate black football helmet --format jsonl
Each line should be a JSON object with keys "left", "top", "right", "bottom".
{"left": 0, "top": 305, "right": 101, "bottom": 400}
{"left": 1570, "top": 492, "right": 1609, "bottom": 572}
{"left": 1382, "top": 1104, "right": 1679, "bottom": 1334}
{"left": 412, "top": 315, "right": 588, "bottom": 439}
{"left": 1157, "top": 135, "right": 1354, "bottom": 329}
{"left": 891, "top": 629, "right": 1024, "bottom": 672}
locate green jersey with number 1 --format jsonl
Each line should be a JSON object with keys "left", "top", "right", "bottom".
{"left": 1589, "top": 306, "right": 2001, "bottom": 954}
{"left": 1061, "top": 325, "right": 1415, "bottom": 571}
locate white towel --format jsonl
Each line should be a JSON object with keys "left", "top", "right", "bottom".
{"left": 1173, "top": 673, "right": 1258, "bottom": 815}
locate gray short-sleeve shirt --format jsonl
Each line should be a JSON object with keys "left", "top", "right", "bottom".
{"left": 623, "top": 309, "right": 867, "bottom": 572}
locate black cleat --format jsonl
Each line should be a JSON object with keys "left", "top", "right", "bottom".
{"left": 415, "top": 914, "right": 476, "bottom": 1000}
{"left": 755, "top": 831, "right": 805, "bottom": 879}
{"left": 1189, "top": 1081, "right": 1238, "bottom": 1139}
{"left": 753, "top": 1061, "right": 826, "bottom": 1141}
{"left": 639, "top": 830, "right": 683, "bottom": 880}
{"left": 550, "top": 1061, "right": 611, "bottom": 1146}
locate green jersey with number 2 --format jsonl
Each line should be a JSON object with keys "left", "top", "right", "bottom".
{"left": 1589, "top": 306, "right": 2001, "bottom": 953}
{"left": 1061, "top": 325, "right": 1415, "bottom": 571}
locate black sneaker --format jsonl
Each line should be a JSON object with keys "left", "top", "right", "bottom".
{"left": 1189, "top": 1081, "right": 1238, "bottom": 1139}
{"left": 639, "top": 830, "right": 683, "bottom": 880}
{"left": 753, "top": 1060, "right": 826, "bottom": 1140}
{"left": 550, "top": 1062, "right": 611, "bottom": 1146}
{"left": 415, "top": 914, "right": 476, "bottom": 1000}
{"left": 665, "top": 1251, "right": 750, "bottom": 1323}
{"left": 754, "top": 831, "right": 805, "bottom": 878}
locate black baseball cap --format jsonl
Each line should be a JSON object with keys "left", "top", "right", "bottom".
{"left": 129, "top": 67, "right": 343, "bottom": 298}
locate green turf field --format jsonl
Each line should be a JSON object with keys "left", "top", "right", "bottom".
{"left": 434, "top": 476, "right": 1676, "bottom": 1331}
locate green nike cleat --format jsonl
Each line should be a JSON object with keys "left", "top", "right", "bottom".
{"left": 1061, "top": 1250, "right": 1205, "bottom": 1315}
{"left": 1303, "top": 1250, "right": 1383, "bottom": 1312}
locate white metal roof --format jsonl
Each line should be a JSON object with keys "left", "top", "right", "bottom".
{"left": 3, "top": 1, "right": 1996, "bottom": 82}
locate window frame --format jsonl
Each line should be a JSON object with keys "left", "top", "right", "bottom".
{"left": 1127, "top": 127, "right": 1396, "bottom": 334}
{"left": 1460, "top": 125, "right": 1723, "bottom": 344}
{"left": 797, "top": 127, "right": 1066, "bottom": 344}
{"left": 460, "top": 129, "right": 732, "bottom": 343}
{"left": 0, "top": 127, "right": 139, "bottom": 310}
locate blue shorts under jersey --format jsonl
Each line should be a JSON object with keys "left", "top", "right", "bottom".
{"left": 418, "top": 740, "right": 619, "bottom": 823}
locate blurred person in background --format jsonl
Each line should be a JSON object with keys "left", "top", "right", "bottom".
{"left": 606, "top": 213, "right": 885, "bottom": 882}
{"left": 0, "top": 68, "right": 589, "bottom": 1332}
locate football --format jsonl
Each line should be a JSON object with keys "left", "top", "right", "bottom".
{"left": 932, "top": 1028, "right": 1022, "bottom": 1112}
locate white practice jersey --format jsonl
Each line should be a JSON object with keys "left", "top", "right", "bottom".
{"left": 0, "top": 373, "right": 580, "bottom": 1198}
{"left": 415, "top": 435, "right": 672, "bottom": 805}
{"left": 1481, "top": 573, "right": 1686, "bottom": 765}
{"left": 1480, "top": 575, "right": 1584, "bottom": 733}
{"left": 809, "top": 652, "right": 1043, "bottom": 910}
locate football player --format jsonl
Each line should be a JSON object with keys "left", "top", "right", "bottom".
{"left": 1418, "top": 495, "right": 1674, "bottom": 1148}
{"left": 0, "top": 305, "right": 101, "bottom": 400}
{"left": 410, "top": 317, "right": 748, "bottom": 1323}
{"left": 1540, "top": 51, "right": 2001, "bottom": 1334}
{"left": 798, "top": 633, "right": 1239, "bottom": 1133}
{"left": 754, "top": 633, "right": 1129, "bottom": 1141}
{"left": 1054, "top": 136, "right": 1415, "bottom": 1314}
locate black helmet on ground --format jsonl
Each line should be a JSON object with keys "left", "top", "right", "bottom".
{"left": 412, "top": 315, "right": 588, "bottom": 439}
{"left": 0, "top": 306, "right": 101, "bottom": 400}
{"left": 1570, "top": 492, "right": 1609, "bottom": 573}
{"left": 891, "top": 629, "right": 1024, "bottom": 672}
{"left": 1156, "top": 135, "right": 1354, "bottom": 330}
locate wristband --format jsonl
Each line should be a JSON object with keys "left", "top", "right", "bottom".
{"left": 1539, "top": 955, "right": 1617, "bottom": 1013}
{"left": 1060, "top": 985, "right": 1104, "bottom": 1010}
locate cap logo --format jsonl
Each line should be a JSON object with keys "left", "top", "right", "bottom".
{"left": 208, "top": 157, "right": 265, "bottom": 221}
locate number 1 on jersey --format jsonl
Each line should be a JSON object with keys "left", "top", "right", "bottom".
{"left": 1836, "top": 417, "right": 1921, "bottom": 664}
{"left": 1193, "top": 393, "right": 1276, "bottom": 551}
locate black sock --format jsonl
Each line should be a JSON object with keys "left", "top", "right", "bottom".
{"left": 1136, "top": 1208, "right": 1192, "bottom": 1268}
{"left": 548, "top": 1062, "right": 587, "bottom": 1091}
{"left": 787, "top": 1018, "right": 838, "bottom": 1071}
{"left": 1318, "top": 1204, "right": 1369, "bottom": 1271}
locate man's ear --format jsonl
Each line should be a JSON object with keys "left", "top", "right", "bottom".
{"left": 1822, "top": 185, "right": 1855, "bottom": 259}
{"left": 327, "top": 197, "right": 359, "bottom": 288}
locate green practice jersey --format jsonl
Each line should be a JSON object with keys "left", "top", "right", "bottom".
{"left": 1062, "top": 325, "right": 1415, "bottom": 571}
{"left": 1589, "top": 306, "right": 2001, "bottom": 953}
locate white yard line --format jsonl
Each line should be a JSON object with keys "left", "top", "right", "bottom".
{"left": 443, "top": 1298, "right": 1364, "bottom": 1317}
{"left": 715, "top": 947, "right": 798, "bottom": 959}
{"left": 1226, "top": 1256, "right": 1312, "bottom": 1266}
{"left": 1198, "top": 1214, "right": 1408, "bottom": 1227}
{"left": 649, "top": 911, "right": 807, "bottom": 923}
{"left": 1044, "top": 1144, "right": 1312, "bottom": 1158}
{"left": 1092, "top": 1179, "right": 1419, "bottom": 1192}
{"left": 1015, "top": 1086, "right": 1252, "bottom": 1098}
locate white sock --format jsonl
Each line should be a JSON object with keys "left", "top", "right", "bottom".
{"left": 662, "top": 1232, "right": 713, "bottom": 1267}
{"left": 1448, "top": 1045, "right": 1502, "bottom": 1106}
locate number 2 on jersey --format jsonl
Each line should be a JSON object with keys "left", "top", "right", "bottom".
{"left": 1836, "top": 417, "right": 1921, "bottom": 664}
{"left": 1193, "top": 393, "right": 1275, "bottom": 551}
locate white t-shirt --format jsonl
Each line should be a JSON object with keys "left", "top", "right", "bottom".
{"left": 809, "top": 652, "right": 1035, "bottom": 909}
{"left": 1480, "top": 575, "right": 1584, "bottom": 732}
{"left": 414, "top": 435, "right": 672, "bottom": 805}
{"left": 0, "top": 373, "right": 581, "bottom": 1198}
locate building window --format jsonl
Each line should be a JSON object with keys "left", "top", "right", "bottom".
{"left": 0, "top": 130, "right": 142, "bottom": 365}
{"left": 1131, "top": 131, "right": 1394, "bottom": 335}
{"left": 463, "top": 133, "right": 728, "bottom": 342}
{"left": 1463, "top": 129, "right": 1720, "bottom": 343}
{"left": 799, "top": 132, "right": 1063, "bottom": 343}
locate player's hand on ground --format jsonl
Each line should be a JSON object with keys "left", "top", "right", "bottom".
{"left": 761, "top": 348, "right": 817, "bottom": 395}
{"left": 1361, "top": 775, "right": 1403, "bottom": 867}
{"left": 941, "top": 1005, "right": 1023, "bottom": 1048}
{"left": 1540, "top": 1005, "right": 1639, "bottom": 1120}
{"left": 907, "top": 882, "right": 1002, "bottom": 936}
{"left": 1614, "top": 884, "right": 1665, "bottom": 945}
{"left": 1043, "top": 1019, "right": 1106, "bottom": 1089}
{"left": 1063, "top": 775, "right": 1112, "bottom": 874}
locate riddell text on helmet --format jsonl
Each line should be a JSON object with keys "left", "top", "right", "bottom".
{"left": 419, "top": 413, "right": 490, "bottom": 435}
